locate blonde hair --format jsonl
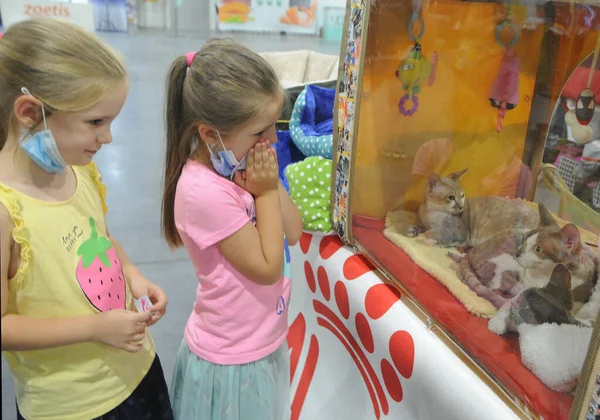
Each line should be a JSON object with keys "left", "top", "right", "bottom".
{"left": 0, "top": 18, "right": 126, "bottom": 148}
{"left": 162, "top": 38, "right": 283, "bottom": 248}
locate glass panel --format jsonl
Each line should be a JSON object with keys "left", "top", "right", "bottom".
{"left": 542, "top": 52, "right": 600, "bottom": 215}
{"left": 348, "top": 1, "right": 600, "bottom": 418}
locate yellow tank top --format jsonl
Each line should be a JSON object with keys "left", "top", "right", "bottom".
{"left": 0, "top": 163, "right": 155, "bottom": 420}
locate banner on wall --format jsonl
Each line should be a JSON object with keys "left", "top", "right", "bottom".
{"left": 0, "top": 0, "right": 95, "bottom": 32}
{"left": 218, "top": 0, "right": 317, "bottom": 34}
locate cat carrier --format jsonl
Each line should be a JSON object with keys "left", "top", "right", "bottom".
{"left": 330, "top": 0, "right": 600, "bottom": 418}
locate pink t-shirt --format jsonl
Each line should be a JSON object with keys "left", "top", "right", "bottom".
{"left": 174, "top": 161, "right": 291, "bottom": 365}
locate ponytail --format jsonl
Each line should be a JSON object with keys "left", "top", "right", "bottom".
{"left": 162, "top": 55, "right": 194, "bottom": 248}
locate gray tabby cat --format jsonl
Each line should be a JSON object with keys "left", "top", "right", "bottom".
{"left": 488, "top": 264, "right": 583, "bottom": 335}
{"left": 411, "top": 168, "right": 539, "bottom": 247}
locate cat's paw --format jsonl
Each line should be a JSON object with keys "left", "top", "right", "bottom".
{"left": 488, "top": 316, "right": 508, "bottom": 335}
{"left": 457, "top": 244, "right": 473, "bottom": 254}
{"left": 575, "top": 306, "right": 598, "bottom": 326}
{"left": 416, "top": 234, "right": 438, "bottom": 247}
{"left": 407, "top": 225, "right": 423, "bottom": 238}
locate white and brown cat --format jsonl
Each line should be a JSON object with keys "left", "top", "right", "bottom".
{"left": 411, "top": 168, "right": 539, "bottom": 247}
{"left": 517, "top": 207, "right": 599, "bottom": 324}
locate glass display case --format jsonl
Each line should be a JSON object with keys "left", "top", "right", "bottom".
{"left": 331, "top": 0, "right": 600, "bottom": 418}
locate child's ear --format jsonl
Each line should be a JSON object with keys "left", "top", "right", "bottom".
{"left": 197, "top": 124, "right": 219, "bottom": 147}
{"left": 13, "top": 95, "right": 43, "bottom": 130}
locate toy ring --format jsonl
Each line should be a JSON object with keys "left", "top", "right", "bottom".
{"left": 408, "top": 13, "right": 425, "bottom": 43}
{"left": 495, "top": 20, "right": 520, "bottom": 48}
{"left": 398, "top": 94, "right": 419, "bottom": 116}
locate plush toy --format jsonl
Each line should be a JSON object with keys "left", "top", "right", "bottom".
{"left": 395, "top": 11, "right": 438, "bottom": 117}
{"left": 490, "top": 20, "right": 520, "bottom": 132}
{"left": 565, "top": 31, "right": 600, "bottom": 143}
{"left": 395, "top": 43, "right": 437, "bottom": 117}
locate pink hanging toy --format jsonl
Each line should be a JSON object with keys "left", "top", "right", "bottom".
{"left": 489, "top": 20, "right": 520, "bottom": 132}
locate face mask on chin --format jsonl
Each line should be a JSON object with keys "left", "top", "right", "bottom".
{"left": 18, "top": 87, "right": 68, "bottom": 174}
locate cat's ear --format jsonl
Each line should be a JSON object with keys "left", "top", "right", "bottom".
{"left": 448, "top": 168, "right": 469, "bottom": 182}
{"left": 548, "top": 264, "right": 571, "bottom": 292}
{"left": 428, "top": 173, "right": 442, "bottom": 190}
{"left": 546, "top": 264, "right": 574, "bottom": 310}
{"left": 560, "top": 224, "right": 582, "bottom": 254}
{"left": 538, "top": 204, "right": 558, "bottom": 228}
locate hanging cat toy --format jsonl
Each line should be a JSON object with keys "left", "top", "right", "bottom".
{"left": 489, "top": 17, "right": 520, "bottom": 133}
{"left": 564, "top": 29, "right": 600, "bottom": 144}
{"left": 395, "top": 11, "right": 438, "bottom": 117}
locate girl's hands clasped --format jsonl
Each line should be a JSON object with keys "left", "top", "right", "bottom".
{"left": 234, "top": 140, "right": 279, "bottom": 197}
{"left": 93, "top": 310, "right": 152, "bottom": 353}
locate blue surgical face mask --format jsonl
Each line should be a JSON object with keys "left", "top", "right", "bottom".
{"left": 18, "top": 87, "right": 67, "bottom": 174}
{"left": 206, "top": 131, "right": 246, "bottom": 179}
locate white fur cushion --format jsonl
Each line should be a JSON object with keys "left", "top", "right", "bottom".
{"left": 518, "top": 323, "right": 592, "bottom": 392}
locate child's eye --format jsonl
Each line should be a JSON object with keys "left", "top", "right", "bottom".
{"left": 89, "top": 119, "right": 104, "bottom": 126}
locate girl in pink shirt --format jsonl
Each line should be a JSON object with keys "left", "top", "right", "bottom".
{"left": 161, "top": 39, "right": 303, "bottom": 420}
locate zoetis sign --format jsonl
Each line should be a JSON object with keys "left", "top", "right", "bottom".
{"left": 0, "top": 0, "right": 95, "bottom": 32}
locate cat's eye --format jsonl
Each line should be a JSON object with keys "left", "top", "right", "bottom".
{"left": 535, "top": 246, "right": 541, "bottom": 253}
{"left": 460, "top": 193, "right": 465, "bottom": 198}
{"left": 448, "top": 195, "right": 455, "bottom": 201}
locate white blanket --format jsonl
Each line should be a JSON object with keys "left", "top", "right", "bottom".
{"left": 518, "top": 323, "right": 593, "bottom": 393}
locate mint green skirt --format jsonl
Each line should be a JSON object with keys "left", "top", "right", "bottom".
{"left": 170, "top": 340, "right": 290, "bottom": 420}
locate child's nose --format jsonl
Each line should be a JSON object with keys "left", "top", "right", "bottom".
{"left": 97, "top": 130, "right": 113, "bottom": 145}
{"left": 264, "top": 131, "right": 277, "bottom": 145}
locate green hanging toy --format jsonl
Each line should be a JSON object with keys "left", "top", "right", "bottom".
{"left": 395, "top": 11, "right": 438, "bottom": 117}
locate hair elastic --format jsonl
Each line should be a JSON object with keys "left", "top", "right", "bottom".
{"left": 186, "top": 52, "right": 196, "bottom": 67}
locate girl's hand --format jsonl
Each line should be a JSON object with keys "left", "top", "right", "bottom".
{"left": 242, "top": 142, "right": 279, "bottom": 197}
{"left": 145, "top": 282, "right": 168, "bottom": 326}
{"left": 93, "top": 310, "right": 152, "bottom": 353}
{"left": 130, "top": 275, "right": 168, "bottom": 326}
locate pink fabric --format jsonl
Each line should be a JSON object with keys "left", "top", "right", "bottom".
{"left": 489, "top": 50, "right": 520, "bottom": 106}
{"left": 174, "top": 161, "right": 291, "bottom": 365}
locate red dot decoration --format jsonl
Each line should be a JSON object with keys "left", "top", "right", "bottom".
{"left": 317, "top": 266, "right": 331, "bottom": 301}
{"left": 319, "top": 235, "right": 344, "bottom": 260}
{"left": 304, "top": 261, "right": 316, "bottom": 293}
{"left": 343, "top": 254, "right": 374, "bottom": 280}
{"left": 380, "top": 359, "right": 404, "bottom": 403}
{"left": 334, "top": 281, "right": 350, "bottom": 319}
{"left": 355, "top": 313, "right": 374, "bottom": 354}
{"left": 299, "top": 233, "right": 312, "bottom": 254}
{"left": 365, "top": 284, "right": 402, "bottom": 320}
{"left": 389, "top": 331, "right": 415, "bottom": 379}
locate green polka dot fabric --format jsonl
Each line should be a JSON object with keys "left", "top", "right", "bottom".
{"left": 285, "top": 156, "right": 333, "bottom": 233}
{"left": 289, "top": 88, "right": 334, "bottom": 159}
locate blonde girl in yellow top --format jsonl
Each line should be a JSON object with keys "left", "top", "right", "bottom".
{"left": 0, "top": 19, "right": 174, "bottom": 420}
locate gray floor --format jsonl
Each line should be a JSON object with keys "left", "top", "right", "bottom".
{"left": 1, "top": 29, "right": 340, "bottom": 418}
